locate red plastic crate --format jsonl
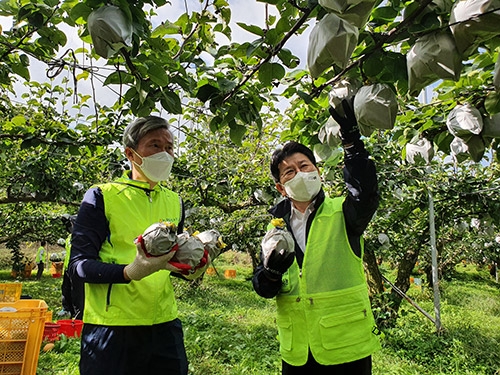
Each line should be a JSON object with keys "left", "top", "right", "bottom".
{"left": 42, "top": 323, "right": 60, "bottom": 342}
{"left": 56, "top": 320, "right": 83, "bottom": 338}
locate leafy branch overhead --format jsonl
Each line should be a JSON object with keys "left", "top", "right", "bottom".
{"left": 1, "top": 0, "right": 499, "bottom": 153}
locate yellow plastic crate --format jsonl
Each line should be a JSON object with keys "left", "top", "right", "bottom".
{"left": 0, "top": 300, "right": 48, "bottom": 375}
{"left": 0, "top": 284, "right": 22, "bottom": 303}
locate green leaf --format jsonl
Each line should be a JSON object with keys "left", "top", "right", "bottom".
{"left": 160, "top": 90, "right": 182, "bottom": 114}
{"left": 229, "top": 123, "right": 246, "bottom": 145}
{"left": 372, "top": 6, "right": 398, "bottom": 21}
{"left": 69, "top": 145, "right": 80, "bottom": 155}
{"left": 196, "top": 84, "right": 220, "bottom": 102}
{"left": 236, "top": 22, "right": 265, "bottom": 37}
{"left": 103, "top": 71, "right": 135, "bottom": 85}
{"left": 258, "top": 62, "right": 285, "bottom": 86}
{"left": 209, "top": 116, "right": 222, "bottom": 132}
{"left": 10, "top": 62, "right": 30, "bottom": 81}
{"left": 20, "top": 138, "right": 33, "bottom": 149}
{"left": 278, "top": 48, "right": 299, "bottom": 69}
{"left": 485, "top": 91, "right": 500, "bottom": 115}
{"left": 70, "top": 2, "right": 92, "bottom": 23}
{"left": 151, "top": 22, "right": 181, "bottom": 38}
{"left": 363, "top": 53, "right": 384, "bottom": 77}
{"left": 217, "top": 77, "right": 237, "bottom": 93}
{"left": 148, "top": 64, "right": 170, "bottom": 87}
{"left": 297, "top": 91, "right": 312, "bottom": 104}
{"left": 11, "top": 116, "right": 26, "bottom": 126}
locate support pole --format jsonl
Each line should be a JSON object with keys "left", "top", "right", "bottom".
{"left": 381, "top": 275, "right": 435, "bottom": 325}
{"left": 428, "top": 190, "right": 443, "bottom": 332}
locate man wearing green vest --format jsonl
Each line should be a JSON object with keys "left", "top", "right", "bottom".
{"left": 69, "top": 116, "right": 193, "bottom": 375}
{"left": 35, "top": 240, "right": 48, "bottom": 280}
{"left": 253, "top": 99, "right": 380, "bottom": 374}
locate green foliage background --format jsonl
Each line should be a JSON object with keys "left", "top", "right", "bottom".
{"left": 0, "top": 250, "right": 498, "bottom": 375}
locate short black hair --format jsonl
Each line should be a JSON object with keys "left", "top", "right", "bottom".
{"left": 270, "top": 141, "right": 316, "bottom": 182}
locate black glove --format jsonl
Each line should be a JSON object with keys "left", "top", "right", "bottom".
{"left": 264, "top": 249, "right": 295, "bottom": 277}
{"left": 328, "top": 97, "right": 360, "bottom": 146}
{"left": 261, "top": 227, "right": 295, "bottom": 279}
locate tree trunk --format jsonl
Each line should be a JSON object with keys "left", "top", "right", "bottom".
{"left": 363, "top": 243, "right": 384, "bottom": 296}
{"left": 392, "top": 245, "right": 421, "bottom": 312}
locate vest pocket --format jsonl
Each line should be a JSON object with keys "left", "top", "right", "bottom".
{"left": 280, "top": 271, "right": 292, "bottom": 294}
{"left": 276, "top": 316, "right": 293, "bottom": 351}
{"left": 319, "top": 308, "right": 371, "bottom": 350}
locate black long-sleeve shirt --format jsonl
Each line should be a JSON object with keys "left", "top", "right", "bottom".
{"left": 252, "top": 145, "right": 379, "bottom": 298}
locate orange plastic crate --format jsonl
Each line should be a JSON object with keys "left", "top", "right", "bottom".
{"left": 0, "top": 300, "right": 48, "bottom": 375}
{"left": 0, "top": 284, "right": 22, "bottom": 303}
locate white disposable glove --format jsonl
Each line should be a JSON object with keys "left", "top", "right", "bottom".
{"left": 124, "top": 237, "right": 176, "bottom": 281}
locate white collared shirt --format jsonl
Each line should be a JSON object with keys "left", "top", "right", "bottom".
{"left": 290, "top": 202, "right": 316, "bottom": 252}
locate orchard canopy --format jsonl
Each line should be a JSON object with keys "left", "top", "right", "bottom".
{"left": 1, "top": 0, "right": 500, "bottom": 305}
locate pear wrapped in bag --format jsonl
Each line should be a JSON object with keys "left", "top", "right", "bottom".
{"left": 261, "top": 220, "right": 295, "bottom": 277}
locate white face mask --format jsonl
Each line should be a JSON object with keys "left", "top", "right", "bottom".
{"left": 133, "top": 150, "right": 174, "bottom": 182}
{"left": 283, "top": 170, "right": 322, "bottom": 202}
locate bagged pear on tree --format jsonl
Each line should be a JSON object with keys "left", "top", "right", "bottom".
{"left": 328, "top": 79, "right": 362, "bottom": 116}
{"left": 405, "top": 138, "right": 435, "bottom": 164}
{"left": 450, "top": 135, "right": 485, "bottom": 163}
{"left": 318, "top": 0, "right": 377, "bottom": 28}
{"left": 353, "top": 83, "right": 398, "bottom": 136}
{"left": 307, "top": 13, "right": 359, "bottom": 78}
{"left": 403, "top": 0, "right": 454, "bottom": 20}
{"left": 320, "top": 79, "right": 360, "bottom": 145}
{"left": 446, "top": 103, "right": 483, "bottom": 139}
{"left": 449, "top": 0, "right": 500, "bottom": 58}
{"left": 87, "top": 5, "right": 133, "bottom": 58}
{"left": 318, "top": 117, "right": 342, "bottom": 148}
{"left": 407, "top": 31, "right": 462, "bottom": 96}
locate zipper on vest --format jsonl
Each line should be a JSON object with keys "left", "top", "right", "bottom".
{"left": 145, "top": 190, "right": 152, "bottom": 203}
{"left": 309, "top": 298, "right": 314, "bottom": 305}
{"left": 106, "top": 284, "right": 112, "bottom": 311}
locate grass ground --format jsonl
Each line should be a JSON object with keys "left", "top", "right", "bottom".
{"left": 0, "top": 248, "right": 498, "bottom": 375}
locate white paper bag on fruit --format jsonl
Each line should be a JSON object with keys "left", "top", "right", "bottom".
{"left": 328, "top": 79, "right": 362, "bottom": 117}
{"left": 307, "top": 13, "right": 359, "bottom": 78}
{"left": 450, "top": 135, "right": 485, "bottom": 163}
{"left": 446, "top": 103, "right": 483, "bottom": 139}
{"left": 406, "top": 138, "right": 435, "bottom": 164}
{"left": 88, "top": 5, "right": 133, "bottom": 58}
{"left": 353, "top": 84, "right": 398, "bottom": 133}
{"left": 139, "top": 222, "right": 178, "bottom": 257}
{"left": 194, "top": 230, "right": 226, "bottom": 261}
{"left": 319, "top": 0, "right": 377, "bottom": 28}
{"left": 407, "top": 31, "right": 462, "bottom": 96}
{"left": 449, "top": 0, "right": 500, "bottom": 58}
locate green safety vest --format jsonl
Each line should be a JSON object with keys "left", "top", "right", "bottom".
{"left": 63, "top": 234, "right": 71, "bottom": 270}
{"left": 84, "top": 172, "right": 182, "bottom": 326}
{"left": 275, "top": 196, "right": 380, "bottom": 366}
{"left": 36, "top": 246, "right": 48, "bottom": 263}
